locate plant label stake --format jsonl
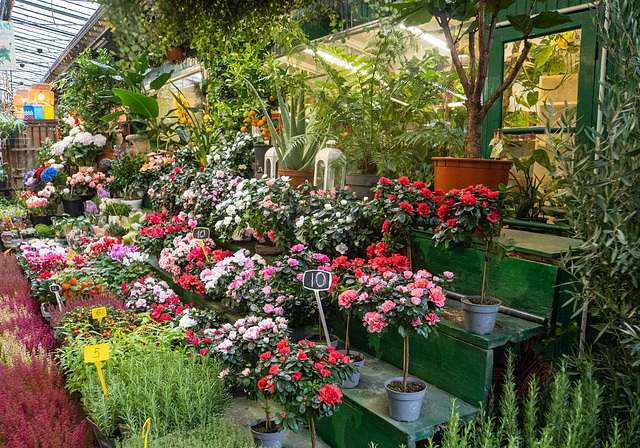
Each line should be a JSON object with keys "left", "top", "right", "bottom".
{"left": 302, "top": 270, "right": 332, "bottom": 346}
{"left": 92, "top": 307, "right": 107, "bottom": 325}
{"left": 50, "top": 283, "right": 63, "bottom": 311}
{"left": 84, "top": 343, "right": 109, "bottom": 398}
{"left": 66, "top": 249, "right": 76, "bottom": 261}
{"left": 192, "top": 227, "right": 210, "bottom": 262}
{"left": 3, "top": 248, "right": 11, "bottom": 255}
{"left": 142, "top": 418, "right": 151, "bottom": 448}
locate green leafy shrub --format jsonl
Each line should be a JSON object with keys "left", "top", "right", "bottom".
{"left": 115, "top": 419, "right": 254, "bottom": 448}
{"left": 80, "top": 348, "right": 230, "bottom": 437}
{"left": 102, "top": 201, "right": 132, "bottom": 217}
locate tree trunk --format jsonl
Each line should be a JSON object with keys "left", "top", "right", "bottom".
{"left": 465, "top": 103, "right": 485, "bottom": 158}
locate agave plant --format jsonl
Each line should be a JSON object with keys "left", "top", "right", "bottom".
{"left": 249, "top": 82, "right": 327, "bottom": 171}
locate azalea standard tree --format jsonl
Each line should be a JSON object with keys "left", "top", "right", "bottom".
{"left": 393, "top": 0, "right": 571, "bottom": 157}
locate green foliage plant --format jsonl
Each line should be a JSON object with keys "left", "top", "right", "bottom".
{"left": 0, "top": 113, "right": 26, "bottom": 139}
{"left": 393, "top": 0, "right": 572, "bottom": 158}
{"left": 108, "top": 149, "right": 145, "bottom": 199}
{"left": 546, "top": 0, "right": 640, "bottom": 419}
{"left": 115, "top": 419, "right": 254, "bottom": 448}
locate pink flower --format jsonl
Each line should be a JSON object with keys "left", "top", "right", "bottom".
{"left": 443, "top": 271, "right": 454, "bottom": 279}
{"left": 200, "top": 349, "right": 208, "bottom": 355}
{"left": 287, "top": 258, "right": 299, "bottom": 267}
{"left": 338, "top": 290, "right": 357, "bottom": 309}
{"left": 410, "top": 288, "right": 424, "bottom": 298}
{"left": 363, "top": 312, "right": 388, "bottom": 333}
{"left": 263, "top": 304, "right": 275, "bottom": 313}
{"left": 426, "top": 313, "right": 440, "bottom": 325}
{"left": 380, "top": 300, "right": 396, "bottom": 313}
{"left": 430, "top": 289, "right": 446, "bottom": 307}
{"left": 412, "top": 317, "right": 422, "bottom": 326}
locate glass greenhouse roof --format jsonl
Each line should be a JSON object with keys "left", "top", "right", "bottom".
{"left": 0, "top": 0, "right": 101, "bottom": 88}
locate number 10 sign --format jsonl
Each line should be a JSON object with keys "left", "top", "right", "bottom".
{"left": 302, "top": 270, "right": 333, "bottom": 345}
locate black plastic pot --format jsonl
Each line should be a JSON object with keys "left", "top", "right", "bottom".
{"left": 62, "top": 198, "right": 84, "bottom": 217}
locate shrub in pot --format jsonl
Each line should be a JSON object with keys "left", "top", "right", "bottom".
{"left": 254, "top": 338, "right": 355, "bottom": 448}
{"left": 433, "top": 184, "right": 514, "bottom": 334}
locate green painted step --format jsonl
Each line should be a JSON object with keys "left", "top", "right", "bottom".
{"left": 437, "top": 298, "right": 547, "bottom": 350}
{"left": 226, "top": 397, "right": 332, "bottom": 448}
{"left": 315, "top": 349, "right": 478, "bottom": 448}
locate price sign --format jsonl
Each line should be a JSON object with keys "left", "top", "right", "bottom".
{"left": 66, "top": 249, "right": 77, "bottom": 261}
{"left": 92, "top": 307, "right": 107, "bottom": 325}
{"left": 192, "top": 227, "right": 210, "bottom": 240}
{"left": 50, "top": 283, "right": 63, "bottom": 311}
{"left": 84, "top": 343, "right": 109, "bottom": 398}
{"left": 142, "top": 418, "right": 151, "bottom": 448}
{"left": 84, "top": 343, "right": 109, "bottom": 363}
{"left": 302, "top": 270, "right": 332, "bottom": 346}
{"left": 303, "top": 270, "right": 332, "bottom": 291}
{"left": 192, "top": 227, "right": 210, "bottom": 262}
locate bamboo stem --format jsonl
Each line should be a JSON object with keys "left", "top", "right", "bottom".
{"left": 403, "top": 335, "right": 409, "bottom": 392}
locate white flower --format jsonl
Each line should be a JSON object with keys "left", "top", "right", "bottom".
{"left": 324, "top": 203, "right": 332, "bottom": 210}
{"left": 92, "top": 134, "right": 107, "bottom": 147}
{"left": 223, "top": 217, "right": 232, "bottom": 226}
{"left": 69, "top": 127, "right": 81, "bottom": 136}
{"left": 346, "top": 216, "right": 354, "bottom": 223}
{"left": 241, "top": 368, "right": 251, "bottom": 376}
{"left": 296, "top": 217, "right": 305, "bottom": 227}
{"left": 341, "top": 200, "right": 348, "bottom": 205}
{"left": 336, "top": 243, "right": 348, "bottom": 254}
{"left": 178, "top": 312, "right": 198, "bottom": 328}
{"left": 234, "top": 216, "right": 242, "bottom": 224}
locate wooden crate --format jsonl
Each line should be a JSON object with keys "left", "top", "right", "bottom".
{"left": 2, "top": 120, "right": 57, "bottom": 188}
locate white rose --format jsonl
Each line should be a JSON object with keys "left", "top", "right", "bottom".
{"left": 324, "top": 204, "right": 331, "bottom": 210}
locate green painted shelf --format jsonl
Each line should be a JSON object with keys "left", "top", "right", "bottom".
{"left": 316, "top": 349, "right": 478, "bottom": 448}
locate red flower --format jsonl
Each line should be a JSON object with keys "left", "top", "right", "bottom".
{"left": 374, "top": 242, "right": 388, "bottom": 257}
{"left": 279, "top": 346, "right": 290, "bottom": 355}
{"left": 260, "top": 351, "right": 272, "bottom": 360}
{"left": 318, "top": 384, "right": 343, "bottom": 405}
{"left": 398, "top": 202, "right": 414, "bottom": 214}
{"left": 397, "top": 176, "right": 410, "bottom": 186}
{"left": 277, "top": 339, "right": 288, "bottom": 349}
{"left": 292, "top": 372, "right": 302, "bottom": 380}
{"left": 445, "top": 197, "right": 455, "bottom": 205}
{"left": 460, "top": 193, "right": 478, "bottom": 206}
{"left": 486, "top": 190, "right": 499, "bottom": 199}
{"left": 332, "top": 256, "right": 351, "bottom": 269}
{"left": 382, "top": 220, "right": 390, "bottom": 234}
{"left": 374, "top": 189, "right": 380, "bottom": 200}
{"left": 258, "top": 377, "right": 269, "bottom": 391}
{"left": 314, "top": 362, "right": 326, "bottom": 370}
{"left": 446, "top": 218, "right": 457, "bottom": 226}
{"left": 389, "top": 194, "right": 396, "bottom": 201}
{"left": 437, "top": 204, "right": 450, "bottom": 220}
{"left": 321, "top": 369, "right": 331, "bottom": 377}
{"left": 297, "top": 349, "right": 308, "bottom": 361}
{"left": 487, "top": 209, "right": 499, "bottom": 223}
{"left": 269, "top": 364, "right": 280, "bottom": 375}
{"left": 414, "top": 181, "right": 426, "bottom": 189}
{"left": 417, "top": 203, "right": 430, "bottom": 217}
{"left": 379, "top": 177, "right": 391, "bottom": 185}
{"left": 420, "top": 187, "right": 432, "bottom": 199}
{"left": 199, "top": 349, "right": 208, "bottom": 355}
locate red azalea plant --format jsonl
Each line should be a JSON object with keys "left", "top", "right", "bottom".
{"left": 137, "top": 212, "right": 193, "bottom": 258}
{"left": 372, "top": 176, "right": 440, "bottom": 252}
{"left": 433, "top": 184, "right": 509, "bottom": 304}
{"left": 253, "top": 339, "right": 355, "bottom": 448}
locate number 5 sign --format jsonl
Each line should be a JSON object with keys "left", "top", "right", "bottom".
{"left": 84, "top": 343, "right": 110, "bottom": 397}
{"left": 302, "top": 270, "right": 333, "bottom": 345}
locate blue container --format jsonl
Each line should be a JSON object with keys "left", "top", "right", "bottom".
{"left": 34, "top": 105, "right": 44, "bottom": 120}
{"left": 23, "top": 105, "right": 34, "bottom": 120}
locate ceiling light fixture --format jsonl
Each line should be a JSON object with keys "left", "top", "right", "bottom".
{"left": 303, "top": 48, "right": 360, "bottom": 72}
{"left": 398, "top": 24, "right": 449, "bottom": 52}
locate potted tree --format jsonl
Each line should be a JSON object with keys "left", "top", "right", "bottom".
{"left": 254, "top": 339, "right": 355, "bottom": 448}
{"left": 433, "top": 184, "right": 513, "bottom": 334}
{"left": 393, "top": 0, "right": 571, "bottom": 191}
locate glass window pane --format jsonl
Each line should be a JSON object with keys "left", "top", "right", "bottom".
{"left": 503, "top": 30, "right": 581, "bottom": 128}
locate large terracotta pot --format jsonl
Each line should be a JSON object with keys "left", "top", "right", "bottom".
{"left": 433, "top": 157, "right": 512, "bottom": 192}
{"left": 278, "top": 169, "right": 313, "bottom": 189}
{"left": 166, "top": 46, "right": 183, "bottom": 61}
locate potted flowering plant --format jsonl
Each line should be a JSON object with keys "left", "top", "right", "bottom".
{"left": 254, "top": 339, "right": 355, "bottom": 448}
{"left": 199, "top": 249, "right": 266, "bottom": 300}
{"left": 371, "top": 176, "right": 439, "bottom": 254}
{"left": 433, "top": 184, "right": 513, "bottom": 334}
{"left": 337, "top": 247, "right": 454, "bottom": 422}
{"left": 136, "top": 213, "right": 192, "bottom": 257}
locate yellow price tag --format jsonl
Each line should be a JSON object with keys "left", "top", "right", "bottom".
{"left": 142, "top": 418, "right": 151, "bottom": 448}
{"left": 84, "top": 343, "right": 109, "bottom": 363}
{"left": 3, "top": 248, "right": 11, "bottom": 255}
{"left": 91, "top": 307, "right": 107, "bottom": 324}
{"left": 84, "top": 344, "right": 109, "bottom": 397}
{"left": 66, "top": 249, "right": 77, "bottom": 261}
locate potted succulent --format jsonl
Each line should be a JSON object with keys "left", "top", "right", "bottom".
{"left": 254, "top": 338, "right": 355, "bottom": 448}
{"left": 393, "top": 1, "right": 570, "bottom": 191}
{"left": 342, "top": 253, "right": 453, "bottom": 421}
{"left": 433, "top": 184, "right": 513, "bottom": 334}
{"left": 250, "top": 84, "right": 327, "bottom": 189}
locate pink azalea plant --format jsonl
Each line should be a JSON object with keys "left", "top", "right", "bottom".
{"left": 66, "top": 167, "right": 112, "bottom": 197}
{"left": 123, "top": 275, "right": 180, "bottom": 312}
{"left": 334, "top": 244, "right": 454, "bottom": 392}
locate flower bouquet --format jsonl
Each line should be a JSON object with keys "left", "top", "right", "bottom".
{"left": 252, "top": 339, "right": 355, "bottom": 447}
{"left": 433, "top": 184, "right": 513, "bottom": 334}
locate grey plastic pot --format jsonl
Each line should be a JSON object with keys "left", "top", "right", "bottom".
{"left": 339, "top": 350, "right": 365, "bottom": 388}
{"left": 384, "top": 377, "right": 427, "bottom": 422}
{"left": 250, "top": 419, "right": 285, "bottom": 448}
{"left": 461, "top": 296, "right": 501, "bottom": 335}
